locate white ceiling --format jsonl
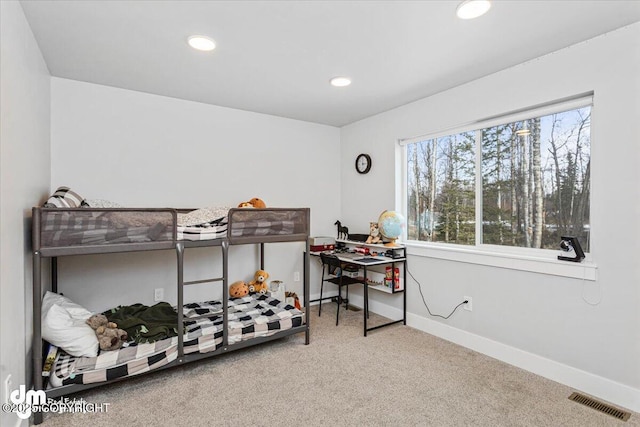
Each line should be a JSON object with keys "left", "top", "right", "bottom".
{"left": 20, "top": 0, "right": 640, "bottom": 127}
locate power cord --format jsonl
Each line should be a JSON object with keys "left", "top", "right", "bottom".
{"left": 581, "top": 275, "right": 601, "bottom": 306}
{"left": 407, "top": 267, "right": 468, "bottom": 320}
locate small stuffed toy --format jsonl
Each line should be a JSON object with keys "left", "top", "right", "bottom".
{"left": 248, "top": 269, "right": 269, "bottom": 294}
{"left": 238, "top": 198, "right": 267, "bottom": 209}
{"left": 86, "top": 314, "right": 128, "bottom": 351}
{"left": 229, "top": 280, "right": 249, "bottom": 298}
{"left": 366, "top": 222, "right": 382, "bottom": 244}
{"left": 285, "top": 291, "right": 302, "bottom": 310}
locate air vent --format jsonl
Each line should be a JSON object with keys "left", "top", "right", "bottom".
{"left": 568, "top": 392, "right": 631, "bottom": 421}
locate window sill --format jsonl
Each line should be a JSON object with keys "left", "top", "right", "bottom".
{"left": 405, "top": 243, "right": 597, "bottom": 281}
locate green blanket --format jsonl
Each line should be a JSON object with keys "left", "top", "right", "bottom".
{"left": 104, "top": 302, "right": 181, "bottom": 344}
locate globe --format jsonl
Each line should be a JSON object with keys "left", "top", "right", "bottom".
{"left": 377, "top": 210, "right": 406, "bottom": 246}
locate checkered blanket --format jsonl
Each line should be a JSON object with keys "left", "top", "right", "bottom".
{"left": 40, "top": 210, "right": 173, "bottom": 248}
{"left": 185, "top": 295, "right": 303, "bottom": 342}
{"left": 227, "top": 209, "right": 307, "bottom": 241}
{"left": 49, "top": 295, "right": 303, "bottom": 387}
{"left": 176, "top": 216, "right": 228, "bottom": 241}
{"left": 230, "top": 220, "right": 295, "bottom": 238}
{"left": 226, "top": 294, "right": 302, "bottom": 342}
{"left": 49, "top": 313, "right": 221, "bottom": 387}
{"left": 178, "top": 217, "right": 297, "bottom": 241}
{"left": 39, "top": 208, "right": 304, "bottom": 246}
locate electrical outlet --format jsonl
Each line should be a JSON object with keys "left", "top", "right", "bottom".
{"left": 463, "top": 296, "right": 472, "bottom": 311}
{"left": 154, "top": 288, "right": 164, "bottom": 302}
{"left": 294, "top": 271, "right": 300, "bottom": 282}
{"left": 4, "top": 374, "right": 12, "bottom": 404}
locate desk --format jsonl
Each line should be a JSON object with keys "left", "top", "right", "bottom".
{"left": 311, "top": 250, "right": 407, "bottom": 336}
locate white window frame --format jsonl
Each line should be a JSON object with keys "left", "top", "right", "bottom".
{"left": 396, "top": 93, "right": 597, "bottom": 280}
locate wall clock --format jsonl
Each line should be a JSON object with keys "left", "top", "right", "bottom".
{"left": 355, "top": 153, "right": 372, "bottom": 174}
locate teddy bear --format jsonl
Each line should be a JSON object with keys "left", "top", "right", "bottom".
{"left": 238, "top": 197, "right": 267, "bottom": 209}
{"left": 248, "top": 269, "right": 269, "bottom": 294}
{"left": 229, "top": 280, "right": 249, "bottom": 298}
{"left": 86, "top": 314, "right": 128, "bottom": 351}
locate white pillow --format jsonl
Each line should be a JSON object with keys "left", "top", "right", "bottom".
{"left": 41, "top": 291, "right": 98, "bottom": 358}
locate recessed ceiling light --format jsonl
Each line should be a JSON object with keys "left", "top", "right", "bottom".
{"left": 456, "top": 0, "right": 491, "bottom": 19}
{"left": 330, "top": 77, "right": 351, "bottom": 87}
{"left": 188, "top": 35, "right": 216, "bottom": 52}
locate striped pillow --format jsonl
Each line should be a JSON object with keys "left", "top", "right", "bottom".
{"left": 44, "top": 187, "right": 87, "bottom": 208}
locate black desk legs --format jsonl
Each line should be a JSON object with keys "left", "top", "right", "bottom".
{"left": 403, "top": 259, "right": 407, "bottom": 325}
{"left": 363, "top": 259, "right": 407, "bottom": 336}
{"left": 336, "top": 284, "right": 341, "bottom": 326}
{"left": 363, "top": 268, "right": 368, "bottom": 337}
{"left": 319, "top": 268, "right": 325, "bottom": 317}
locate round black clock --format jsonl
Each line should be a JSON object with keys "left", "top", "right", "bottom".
{"left": 355, "top": 153, "right": 372, "bottom": 174}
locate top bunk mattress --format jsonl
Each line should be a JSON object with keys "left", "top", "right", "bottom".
{"left": 33, "top": 207, "right": 310, "bottom": 254}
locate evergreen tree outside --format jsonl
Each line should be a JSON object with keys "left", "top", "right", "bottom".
{"left": 407, "top": 132, "right": 475, "bottom": 245}
{"left": 407, "top": 106, "right": 590, "bottom": 251}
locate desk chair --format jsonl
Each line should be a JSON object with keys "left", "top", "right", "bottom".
{"left": 319, "top": 253, "right": 361, "bottom": 326}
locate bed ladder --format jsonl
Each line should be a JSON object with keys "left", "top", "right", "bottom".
{"left": 175, "top": 239, "right": 229, "bottom": 359}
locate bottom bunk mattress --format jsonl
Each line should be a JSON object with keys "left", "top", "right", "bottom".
{"left": 48, "top": 294, "right": 303, "bottom": 388}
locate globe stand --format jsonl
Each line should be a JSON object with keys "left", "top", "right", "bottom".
{"left": 383, "top": 238, "right": 399, "bottom": 247}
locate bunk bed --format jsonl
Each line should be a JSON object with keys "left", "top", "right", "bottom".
{"left": 31, "top": 205, "right": 310, "bottom": 424}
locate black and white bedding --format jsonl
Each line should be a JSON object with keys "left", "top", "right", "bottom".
{"left": 48, "top": 295, "right": 303, "bottom": 387}
{"left": 228, "top": 209, "right": 308, "bottom": 238}
{"left": 175, "top": 208, "right": 303, "bottom": 241}
{"left": 40, "top": 209, "right": 174, "bottom": 248}
{"left": 176, "top": 207, "right": 229, "bottom": 241}
{"left": 37, "top": 205, "right": 308, "bottom": 247}
{"left": 175, "top": 207, "right": 305, "bottom": 241}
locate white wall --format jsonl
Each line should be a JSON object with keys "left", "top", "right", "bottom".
{"left": 50, "top": 78, "right": 341, "bottom": 312}
{"left": 0, "top": 2, "right": 51, "bottom": 426}
{"left": 10, "top": 6, "right": 638, "bottom": 418}
{"left": 340, "top": 23, "right": 640, "bottom": 411}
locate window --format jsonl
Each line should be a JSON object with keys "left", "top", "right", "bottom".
{"left": 403, "top": 95, "right": 591, "bottom": 252}
{"left": 407, "top": 132, "right": 476, "bottom": 245}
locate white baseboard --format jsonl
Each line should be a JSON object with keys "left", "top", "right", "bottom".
{"left": 342, "top": 294, "right": 640, "bottom": 413}
{"left": 407, "top": 312, "right": 640, "bottom": 413}
{"left": 308, "top": 291, "right": 338, "bottom": 306}
{"left": 346, "top": 293, "right": 405, "bottom": 320}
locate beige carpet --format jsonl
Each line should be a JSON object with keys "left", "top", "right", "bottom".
{"left": 39, "top": 304, "right": 637, "bottom": 426}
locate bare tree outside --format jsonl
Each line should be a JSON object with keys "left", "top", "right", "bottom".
{"left": 482, "top": 107, "right": 591, "bottom": 250}
{"left": 407, "top": 106, "right": 591, "bottom": 252}
{"left": 407, "top": 132, "right": 475, "bottom": 245}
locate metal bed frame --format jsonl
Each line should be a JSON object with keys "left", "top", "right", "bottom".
{"left": 31, "top": 207, "right": 310, "bottom": 424}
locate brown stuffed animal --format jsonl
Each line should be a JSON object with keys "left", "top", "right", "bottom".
{"left": 238, "top": 198, "right": 266, "bottom": 209}
{"left": 248, "top": 269, "right": 269, "bottom": 294}
{"left": 366, "top": 222, "right": 382, "bottom": 244}
{"left": 86, "top": 314, "right": 128, "bottom": 351}
{"left": 229, "top": 280, "right": 249, "bottom": 298}
{"left": 285, "top": 291, "right": 302, "bottom": 310}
